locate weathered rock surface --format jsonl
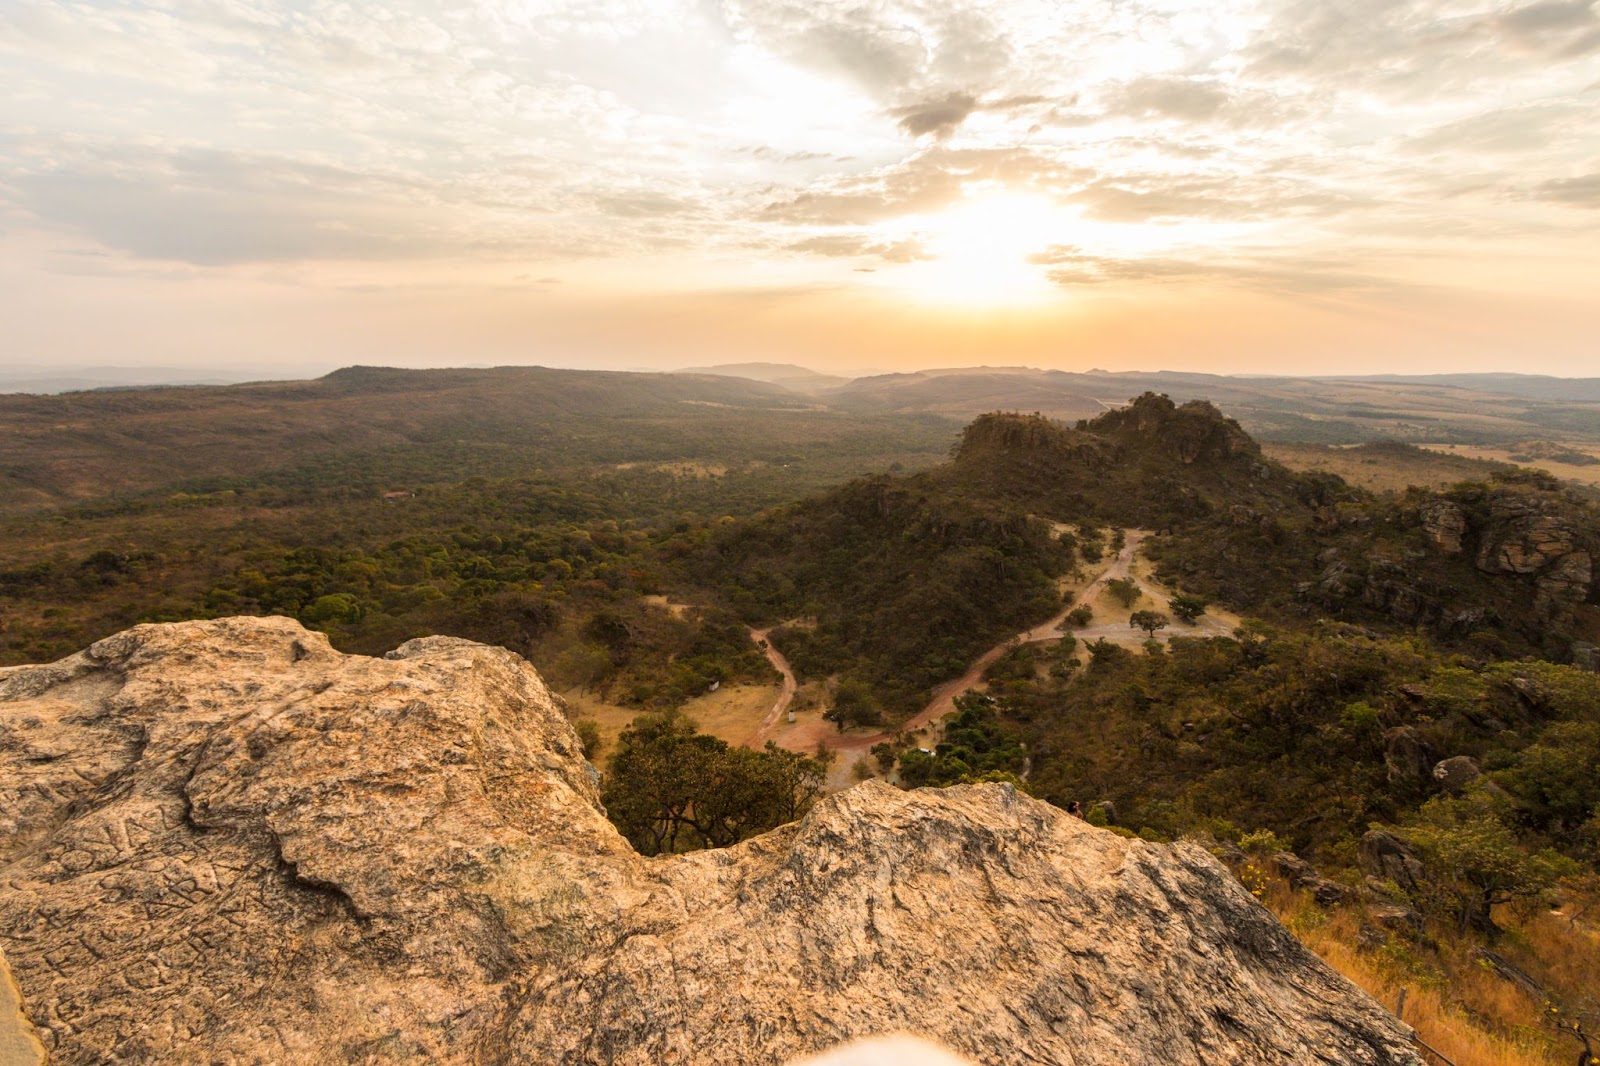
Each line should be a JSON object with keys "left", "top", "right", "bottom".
{"left": 1383, "top": 726, "right": 1438, "bottom": 788}
{"left": 1419, "top": 501, "right": 1467, "bottom": 556}
{"left": 0, "top": 618, "right": 1423, "bottom": 1065}
{"left": 1358, "top": 830, "right": 1427, "bottom": 901}
{"left": 1431, "top": 756, "right": 1481, "bottom": 791}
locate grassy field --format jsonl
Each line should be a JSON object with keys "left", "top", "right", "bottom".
{"left": 1420, "top": 442, "right": 1600, "bottom": 488}
{"left": 1263, "top": 441, "right": 1512, "bottom": 493}
{"left": 564, "top": 682, "right": 782, "bottom": 756}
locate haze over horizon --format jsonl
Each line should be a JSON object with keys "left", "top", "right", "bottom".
{"left": 3, "top": 1, "right": 1598, "bottom": 378}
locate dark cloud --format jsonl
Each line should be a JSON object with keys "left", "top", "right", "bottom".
{"left": 1068, "top": 174, "right": 1359, "bottom": 224}
{"left": 761, "top": 147, "right": 1089, "bottom": 225}
{"left": 891, "top": 92, "right": 979, "bottom": 137}
{"left": 1494, "top": 0, "right": 1600, "bottom": 56}
{"left": 889, "top": 92, "right": 1051, "bottom": 138}
{"left": 1113, "top": 78, "right": 1230, "bottom": 122}
{"left": 1244, "top": 0, "right": 1600, "bottom": 90}
{"left": 1402, "top": 103, "right": 1585, "bottom": 154}
{"left": 1532, "top": 172, "right": 1600, "bottom": 205}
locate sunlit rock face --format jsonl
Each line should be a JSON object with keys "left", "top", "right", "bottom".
{"left": 1, "top": 617, "right": 1422, "bottom": 1065}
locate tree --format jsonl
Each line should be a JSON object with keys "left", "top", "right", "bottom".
{"left": 1129, "top": 610, "right": 1169, "bottom": 638}
{"left": 601, "top": 709, "right": 826, "bottom": 855}
{"left": 1065, "top": 605, "right": 1094, "bottom": 627}
{"left": 1168, "top": 594, "right": 1208, "bottom": 624}
{"left": 574, "top": 717, "right": 603, "bottom": 761}
{"left": 826, "top": 678, "right": 882, "bottom": 731}
{"left": 1396, "top": 791, "right": 1581, "bottom": 935}
{"left": 1106, "top": 577, "right": 1140, "bottom": 608}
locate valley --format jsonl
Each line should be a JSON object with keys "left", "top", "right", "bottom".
{"left": 3, "top": 366, "right": 1600, "bottom": 1065}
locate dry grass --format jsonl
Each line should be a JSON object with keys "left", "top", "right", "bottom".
{"left": 562, "top": 683, "right": 781, "bottom": 756}
{"left": 1254, "top": 875, "right": 1595, "bottom": 1066}
{"left": 1420, "top": 443, "right": 1600, "bottom": 489}
{"left": 1263, "top": 442, "right": 1506, "bottom": 494}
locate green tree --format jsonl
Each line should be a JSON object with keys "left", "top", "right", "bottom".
{"left": 1396, "top": 791, "right": 1580, "bottom": 935}
{"left": 1129, "top": 610, "right": 1169, "bottom": 638}
{"left": 574, "top": 717, "right": 603, "bottom": 761}
{"left": 602, "top": 710, "right": 826, "bottom": 855}
{"left": 1106, "top": 577, "right": 1140, "bottom": 608}
{"left": 1168, "top": 594, "right": 1208, "bottom": 624}
{"left": 826, "top": 678, "right": 883, "bottom": 731}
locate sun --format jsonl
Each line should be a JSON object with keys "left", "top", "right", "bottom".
{"left": 885, "top": 189, "right": 1075, "bottom": 308}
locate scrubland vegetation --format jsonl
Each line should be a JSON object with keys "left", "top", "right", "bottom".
{"left": 4, "top": 371, "right": 1599, "bottom": 1058}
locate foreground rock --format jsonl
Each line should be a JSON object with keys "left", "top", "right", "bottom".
{"left": 0, "top": 618, "right": 1423, "bottom": 1065}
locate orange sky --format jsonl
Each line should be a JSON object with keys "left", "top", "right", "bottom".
{"left": 2, "top": 1, "right": 1598, "bottom": 378}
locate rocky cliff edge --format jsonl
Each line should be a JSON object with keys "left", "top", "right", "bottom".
{"left": 0, "top": 617, "right": 1422, "bottom": 1065}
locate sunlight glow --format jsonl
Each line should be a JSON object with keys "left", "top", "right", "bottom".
{"left": 882, "top": 190, "right": 1074, "bottom": 307}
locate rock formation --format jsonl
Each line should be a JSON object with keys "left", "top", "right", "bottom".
{"left": 1419, "top": 501, "right": 1467, "bottom": 556}
{"left": 1472, "top": 492, "right": 1595, "bottom": 617}
{"left": 0, "top": 617, "right": 1423, "bottom": 1065}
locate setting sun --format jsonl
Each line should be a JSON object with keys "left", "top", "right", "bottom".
{"left": 896, "top": 191, "right": 1067, "bottom": 306}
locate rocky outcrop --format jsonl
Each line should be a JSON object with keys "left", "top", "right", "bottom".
{"left": 1431, "top": 756, "right": 1481, "bottom": 791}
{"left": 1383, "top": 727, "right": 1438, "bottom": 788}
{"left": 0, "top": 618, "right": 1423, "bottom": 1065}
{"left": 1420, "top": 501, "right": 1467, "bottom": 555}
{"left": 1359, "top": 830, "right": 1427, "bottom": 901}
{"left": 1472, "top": 493, "right": 1595, "bottom": 616}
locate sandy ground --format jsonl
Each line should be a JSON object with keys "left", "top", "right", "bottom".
{"left": 563, "top": 683, "right": 783, "bottom": 757}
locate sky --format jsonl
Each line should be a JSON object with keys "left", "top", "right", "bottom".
{"left": 2, "top": 0, "right": 1598, "bottom": 379}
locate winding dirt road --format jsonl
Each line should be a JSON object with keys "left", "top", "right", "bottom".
{"left": 733, "top": 527, "right": 1235, "bottom": 789}
{"left": 746, "top": 627, "right": 797, "bottom": 747}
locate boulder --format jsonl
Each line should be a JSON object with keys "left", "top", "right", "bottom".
{"left": 1359, "top": 829, "right": 1427, "bottom": 899}
{"left": 1431, "top": 756, "right": 1481, "bottom": 791}
{"left": 0, "top": 618, "right": 1424, "bottom": 1066}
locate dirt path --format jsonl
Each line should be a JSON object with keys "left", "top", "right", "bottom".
{"left": 768, "top": 531, "right": 1149, "bottom": 787}
{"left": 747, "top": 627, "right": 797, "bottom": 746}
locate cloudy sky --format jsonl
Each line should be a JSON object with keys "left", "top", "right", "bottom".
{"left": 2, "top": 0, "right": 1598, "bottom": 378}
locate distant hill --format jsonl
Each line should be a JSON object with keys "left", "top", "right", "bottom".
{"left": 673, "top": 361, "right": 851, "bottom": 392}
{"left": 825, "top": 367, "right": 1600, "bottom": 447}
{"left": 0, "top": 364, "right": 278, "bottom": 394}
{"left": 0, "top": 365, "right": 950, "bottom": 515}
{"left": 1342, "top": 373, "right": 1600, "bottom": 404}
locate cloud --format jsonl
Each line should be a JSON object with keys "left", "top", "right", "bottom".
{"left": 1035, "top": 245, "right": 1403, "bottom": 297}
{"left": 785, "top": 233, "right": 928, "bottom": 262}
{"left": 1402, "top": 102, "right": 1591, "bottom": 154}
{"left": 1532, "top": 172, "right": 1600, "bottom": 206}
{"left": 889, "top": 91, "right": 1051, "bottom": 138}
{"left": 596, "top": 193, "right": 701, "bottom": 218}
{"left": 1493, "top": 0, "right": 1600, "bottom": 57}
{"left": 761, "top": 146, "right": 1091, "bottom": 225}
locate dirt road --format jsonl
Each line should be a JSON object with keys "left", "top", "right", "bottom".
{"left": 764, "top": 531, "right": 1147, "bottom": 787}
{"left": 746, "top": 628, "right": 797, "bottom": 747}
